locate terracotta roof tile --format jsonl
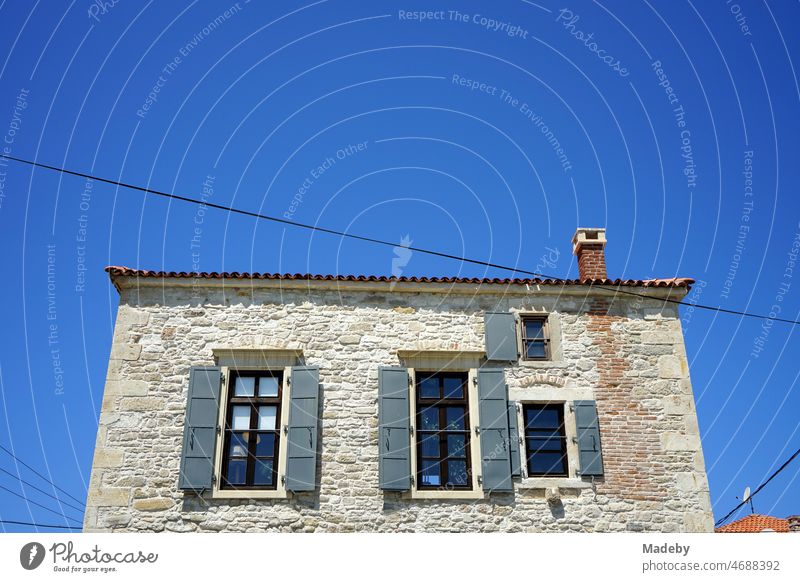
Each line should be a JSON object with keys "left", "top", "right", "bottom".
{"left": 716, "top": 514, "right": 790, "bottom": 533}
{"left": 105, "top": 266, "right": 694, "bottom": 289}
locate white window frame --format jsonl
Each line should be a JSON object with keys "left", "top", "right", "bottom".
{"left": 405, "top": 367, "right": 484, "bottom": 500}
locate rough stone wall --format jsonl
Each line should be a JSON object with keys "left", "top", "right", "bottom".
{"left": 84, "top": 283, "right": 714, "bottom": 532}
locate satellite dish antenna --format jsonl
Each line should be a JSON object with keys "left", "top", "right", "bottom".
{"left": 737, "top": 486, "right": 755, "bottom": 514}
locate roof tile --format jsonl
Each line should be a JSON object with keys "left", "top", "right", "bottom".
{"left": 716, "top": 514, "right": 790, "bottom": 533}
{"left": 105, "top": 266, "right": 694, "bottom": 289}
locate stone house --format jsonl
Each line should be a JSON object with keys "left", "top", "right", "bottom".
{"left": 84, "top": 228, "right": 714, "bottom": 532}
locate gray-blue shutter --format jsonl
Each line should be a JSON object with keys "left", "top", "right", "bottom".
{"left": 285, "top": 366, "right": 320, "bottom": 492}
{"left": 575, "top": 400, "right": 604, "bottom": 477}
{"left": 485, "top": 312, "right": 518, "bottom": 361}
{"left": 378, "top": 367, "right": 411, "bottom": 491}
{"left": 179, "top": 366, "right": 222, "bottom": 491}
{"left": 507, "top": 401, "right": 521, "bottom": 478}
{"left": 477, "top": 368, "right": 513, "bottom": 492}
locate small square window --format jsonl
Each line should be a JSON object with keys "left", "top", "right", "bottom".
{"left": 521, "top": 316, "right": 550, "bottom": 361}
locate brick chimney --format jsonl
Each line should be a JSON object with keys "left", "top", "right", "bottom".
{"left": 572, "top": 227, "right": 608, "bottom": 280}
{"left": 789, "top": 515, "right": 800, "bottom": 532}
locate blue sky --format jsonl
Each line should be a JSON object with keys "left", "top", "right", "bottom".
{"left": 0, "top": 1, "right": 798, "bottom": 532}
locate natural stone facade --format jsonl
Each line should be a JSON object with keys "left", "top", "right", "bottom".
{"left": 84, "top": 272, "right": 714, "bottom": 533}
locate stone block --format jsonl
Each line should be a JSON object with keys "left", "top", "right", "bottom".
{"left": 106, "top": 379, "right": 149, "bottom": 397}
{"left": 119, "top": 397, "right": 165, "bottom": 411}
{"left": 133, "top": 497, "right": 175, "bottom": 511}
{"left": 658, "top": 355, "right": 685, "bottom": 379}
{"left": 93, "top": 448, "right": 124, "bottom": 468}
{"left": 662, "top": 395, "right": 693, "bottom": 415}
{"left": 661, "top": 432, "right": 694, "bottom": 451}
{"left": 91, "top": 488, "right": 130, "bottom": 507}
{"left": 642, "top": 332, "right": 675, "bottom": 344}
{"left": 110, "top": 343, "right": 142, "bottom": 361}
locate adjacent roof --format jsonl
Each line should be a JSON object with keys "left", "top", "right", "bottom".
{"left": 716, "top": 514, "right": 791, "bottom": 533}
{"left": 105, "top": 266, "right": 694, "bottom": 288}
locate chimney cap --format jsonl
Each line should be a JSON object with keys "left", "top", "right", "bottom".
{"left": 572, "top": 227, "right": 607, "bottom": 254}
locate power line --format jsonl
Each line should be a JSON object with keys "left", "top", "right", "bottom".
{"left": 0, "top": 519, "right": 81, "bottom": 530}
{"left": 0, "top": 466, "right": 86, "bottom": 513}
{"left": 3, "top": 153, "right": 800, "bottom": 326}
{"left": 0, "top": 484, "right": 83, "bottom": 524}
{"left": 715, "top": 445, "right": 800, "bottom": 528}
{"left": 0, "top": 444, "right": 86, "bottom": 507}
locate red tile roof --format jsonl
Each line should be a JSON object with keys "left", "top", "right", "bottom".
{"left": 716, "top": 514, "right": 790, "bottom": 533}
{"left": 105, "top": 266, "right": 694, "bottom": 288}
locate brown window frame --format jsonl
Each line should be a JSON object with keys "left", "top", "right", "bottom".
{"left": 523, "top": 403, "right": 568, "bottom": 477}
{"left": 220, "top": 370, "right": 282, "bottom": 490}
{"left": 415, "top": 372, "right": 473, "bottom": 491}
{"left": 521, "top": 315, "right": 550, "bottom": 361}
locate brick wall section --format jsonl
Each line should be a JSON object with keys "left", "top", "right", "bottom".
{"left": 577, "top": 243, "right": 607, "bottom": 279}
{"left": 588, "top": 299, "right": 667, "bottom": 502}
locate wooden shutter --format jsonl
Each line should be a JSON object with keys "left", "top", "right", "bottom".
{"left": 284, "top": 366, "right": 320, "bottom": 492}
{"left": 477, "top": 368, "right": 513, "bottom": 492}
{"left": 179, "top": 366, "right": 222, "bottom": 492}
{"left": 507, "top": 401, "right": 521, "bottom": 478}
{"left": 575, "top": 400, "right": 604, "bottom": 477}
{"left": 378, "top": 367, "right": 411, "bottom": 491}
{"left": 484, "top": 312, "right": 518, "bottom": 361}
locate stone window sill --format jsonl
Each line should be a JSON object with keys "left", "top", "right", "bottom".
{"left": 404, "top": 488, "right": 486, "bottom": 500}
{"left": 210, "top": 488, "right": 290, "bottom": 500}
{"left": 517, "top": 477, "right": 592, "bottom": 490}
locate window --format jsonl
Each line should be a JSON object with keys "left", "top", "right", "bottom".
{"left": 221, "top": 371, "right": 282, "bottom": 489}
{"left": 521, "top": 316, "right": 550, "bottom": 360}
{"left": 415, "top": 372, "right": 472, "bottom": 490}
{"left": 523, "top": 404, "right": 568, "bottom": 476}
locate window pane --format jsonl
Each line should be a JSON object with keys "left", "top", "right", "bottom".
{"left": 447, "top": 434, "right": 467, "bottom": 458}
{"left": 231, "top": 405, "right": 251, "bottom": 430}
{"left": 525, "top": 341, "right": 546, "bottom": 359}
{"left": 258, "top": 406, "right": 277, "bottom": 430}
{"left": 229, "top": 431, "right": 248, "bottom": 457}
{"left": 420, "top": 434, "right": 439, "bottom": 458}
{"left": 528, "top": 452, "right": 567, "bottom": 475}
{"left": 524, "top": 319, "right": 544, "bottom": 339}
{"left": 255, "top": 433, "right": 275, "bottom": 457}
{"left": 447, "top": 460, "right": 468, "bottom": 486}
{"left": 445, "top": 407, "right": 466, "bottom": 431}
{"left": 258, "top": 376, "right": 279, "bottom": 397}
{"left": 525, "top": 407, "right": 560, "bottom": 429}
{"left": 420, "top": 460, "right": 441, "bottom": 486}
{"left": 527, "top": 436, "right": 562, "bottom": 453}
{"left": 443, "top": 376, "right": 464, "bottom": 399}
{"left": 419, "top": 376, "right": 439, "bottom": 399}
{"left": 226, "top": 459, "right": 247, "bottom": 484}
{"left": 234, "top": 376, "right": 255, "bottom": 397}
{"left": 253, "top": 460, "right": 274, "bottom": 485}
{"left": 420, "top": 408, "right": 439, "bottom": 430}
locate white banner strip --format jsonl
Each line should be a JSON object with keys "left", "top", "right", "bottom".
{"left": 0, "top": 533, "right": 797, "bottom": 580}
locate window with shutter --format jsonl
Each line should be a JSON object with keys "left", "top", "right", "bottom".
{"left": 415, "top": 372, "right": 472, "bottom": 490}
{"left": 220, "top": 371, "right": 283, "bottom": 490}
{"left": 523, "top": 403, "right": 568, "bottom": 477}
